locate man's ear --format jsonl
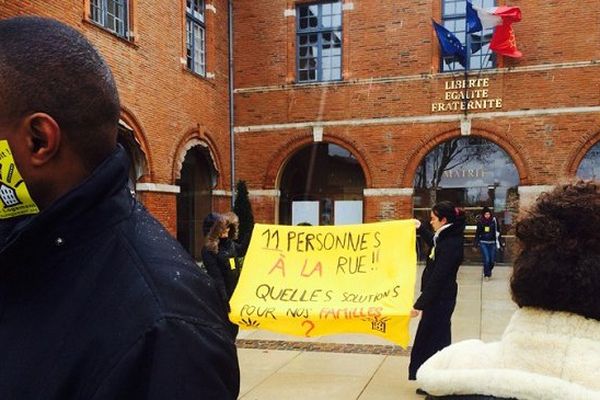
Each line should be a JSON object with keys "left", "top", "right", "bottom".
{"left": 24, "top": 113, "right": 61, "bottom": 166}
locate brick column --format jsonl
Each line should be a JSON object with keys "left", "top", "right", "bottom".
{"left": 363, "top": 188, "right": 414, "bottom": 222}
{"left": 212, "top": 189, "right": 233, "bottom": 213}
{"left": 205, "top": 1, "right": 218, "bottom": 78}
{"left": 136, "top": 183, "right": 180, "bottom": 237}
{"left": 248, "top": 189, "right": 280, "bottom": 224}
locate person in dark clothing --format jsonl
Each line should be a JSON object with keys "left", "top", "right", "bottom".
{"left": 0, "top": 17, "right": 239, "bottom": 400}
{"left": 409, "top": 201, "right": 466, "bottom": 393}
{"left": 202, "top": 213, "right": 234, "bottom": 305}
{"left": 418, "top": 182, "right": 600, "bottom": 399}
{"left": 201, "top": 211, "right": 248, "bottom": 303}
{"left": 474, "top": 207, "right": 502, "bottom": 280}
{"left": 201, "top": 212, "right": 248, "bottom": 338}
{"left": 221, "top": 211, "right": 249, "bottom": 286}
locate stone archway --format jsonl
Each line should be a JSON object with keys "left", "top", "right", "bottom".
{"left": 278, "top": 142, "right": 367, "bottom": 226}
{"left": 117, "top": 109, "right": 151, "bottom": 196}
{"left": 575, "top": 141, "right": 600, "bottom": 180}
{"left": 412, "top": 135, "right": 520, "bottom": 264}
{"left": 117, "top": 122, "right": 147, "bottom": 196}
{"left": 176, "top": 144, "right": 218, "bottom": 260}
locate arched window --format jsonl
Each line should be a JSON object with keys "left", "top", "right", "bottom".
{"left": 576, "top": 142, "right": 600, "bottom": 180}
{"left": 279, "top": 143, "right": 365, "bottom": 225}
{"left": 413, "top": 136, "right": 519, "bottom": 263}
{"left": 176, "top": 145, "right": 217, "bottom": 260}
{"left": 117, "top": 121, "right": 148, "bottom": 197}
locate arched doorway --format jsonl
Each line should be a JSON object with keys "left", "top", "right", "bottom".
{"left": 576, "top": 142, "right": 600, "bottom": 180}
{"left": 279, "top": 142, "right": 366, "bottom": 225}
{"left": 117, "top": 121, "right": 148, "bottom": 197}
{"left": 176, "top": 145, "right": 217, "bottom": 260}
{"left": 413, "top": 136, "right": 519, "bottom": 263}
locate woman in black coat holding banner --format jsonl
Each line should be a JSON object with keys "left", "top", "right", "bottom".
{"left": 201, "top": 212, "right": 248, "bottom": 339}
{"left": 409, "top": 201, "right": 465, "bottom": 392}
{"left": 201, "top": 212, "right": 248, "bottom": 303}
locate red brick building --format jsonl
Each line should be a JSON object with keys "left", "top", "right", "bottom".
{"left": 2, "top": 1, "right": 599, "bottom": 262}
{"left": 232, "top": 0, "right": 600, "bottom": 260}
{"left": 0, "top": 0, "right": 233, "bottom": 259}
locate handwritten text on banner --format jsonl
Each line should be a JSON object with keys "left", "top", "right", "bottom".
{"left": 229, "top": 220, "right": 417, "bottom": 347}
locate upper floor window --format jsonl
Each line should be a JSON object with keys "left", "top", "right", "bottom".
{"left": 296, "top": 1, "right": 342, "bottom": 83}
{"left": 90, "top": 0, "right": 129, "bottom": 38}
{"left": 186, "top": 0, "right": 206, "bottom": 76}
{"left": 441, "top": 0, "right": 496, "bottom": 72}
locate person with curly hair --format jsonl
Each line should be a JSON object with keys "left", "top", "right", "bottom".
{"left": 409, "top": 201, "right": 466, "bottom": 391}
{"left": 219, "top": 211, "right": 249, "bottom": 295}
{"left": 417, "top": 181, "right": 600, "bottom": 399}
{"left": 201, "top": 213, "right": 232, "bottom": 305}
{"left": 201, "top": 211, "right": 249, "bottom": 338}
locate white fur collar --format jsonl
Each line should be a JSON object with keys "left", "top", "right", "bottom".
{"left": 417, "top": 308, "right": 600, "bottom": 400}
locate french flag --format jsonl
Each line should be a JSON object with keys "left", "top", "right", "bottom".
{"left": 467, "top": 1, "right": 522, "bottom": 58}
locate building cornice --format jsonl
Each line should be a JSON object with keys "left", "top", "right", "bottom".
{"left": 234, "top": 60, "right": 599, "bottom": 94}
{"left": 363, "top": 188, "right": 414, "bottom": 196}
{"left": 136, "top": 183, "right": 180, "bottom": 194}
{"left": 248, "top": 189, "right": 280, "bottom": 197}
{"left": 213, "top": 189, "right": 233, "bottom": 197}
{"left": 234, "top": 105, "right": 600, "bottom": 133}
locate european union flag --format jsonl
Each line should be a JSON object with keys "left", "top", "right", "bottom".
{"left": 432, "top": 20, "right": 466, "bottom": 67}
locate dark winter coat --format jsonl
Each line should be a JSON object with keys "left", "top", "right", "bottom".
{"left": 414, "top": 221, "right": 465, "bottom": 311}
{"left": 202, "top": 234, "right": 248, "bottom": 296}
{"left": 0, "top": 147, "right": 239, "bottom": 399}
{"left": 220, "top": 237, "right": 247, "bottom": 295}
{"left": 201, "top": 237, "right": 244, "bottom": 303}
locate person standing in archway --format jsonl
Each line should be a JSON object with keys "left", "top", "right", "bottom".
{"left": 474, "top": 207, "right": 502, "bottom": 280}
{"left": 409, "top": 201, "right": 465, "bottom": 394}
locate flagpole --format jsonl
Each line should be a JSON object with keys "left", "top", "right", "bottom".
{"left": 463, "top": 8, "right": 470, "bottom": 118}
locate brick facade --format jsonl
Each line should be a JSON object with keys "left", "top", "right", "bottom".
{"left": 0, "top": 0, "right": 234, "bottom": 235}
{"left": 2, "top": 0, "right": 599, "bottom": 236}
{"left": 233, "top": 0, "right": 600, "bottom": 222}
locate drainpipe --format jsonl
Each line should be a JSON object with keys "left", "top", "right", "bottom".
{"left": 228, "top": 0, "right": 236, "bottom": 209}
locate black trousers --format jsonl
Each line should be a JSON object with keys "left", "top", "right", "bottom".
{"left": 408, "top": 298, "right": 456, "bottom": 380}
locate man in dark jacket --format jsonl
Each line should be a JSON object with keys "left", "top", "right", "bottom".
{"left": 0, "top": 17, "right": 239, "bottom": 399}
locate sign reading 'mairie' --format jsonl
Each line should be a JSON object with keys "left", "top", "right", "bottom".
{"left": 229, "top": 220, "right": 417, "bottom": 347}
{"left": 432, "top": 78, "right": 503, "bottom": 113}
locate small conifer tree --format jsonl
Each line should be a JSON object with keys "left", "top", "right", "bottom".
{"left": 233, "top": 180, "right": 255, "bottom": 245}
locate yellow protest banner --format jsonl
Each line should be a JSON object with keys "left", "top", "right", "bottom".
{"left": 229, "top": 220, "right": 416, "bottom": 347}
{"left": 0, "top": 140, "right": 39, "bottom": 219}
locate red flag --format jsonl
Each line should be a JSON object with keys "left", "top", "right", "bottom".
{"left": 494, "top": 6, "right": 522, "bottom": 24}
{"left": 490, "top": 6, "right": 522, "bottom": 58}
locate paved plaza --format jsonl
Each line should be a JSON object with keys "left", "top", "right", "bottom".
{"left": 236, "top": 265, "right": 517, "bottom": 400}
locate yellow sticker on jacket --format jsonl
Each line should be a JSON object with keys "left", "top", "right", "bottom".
{"left": 0, "top": 140, "right": 40, "bottom": 219}
{"left": 484, "top": 226, "right": 490, "bottom": 232}
{"left": 229, "top": 258, "right": 236, "bottom": 270}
